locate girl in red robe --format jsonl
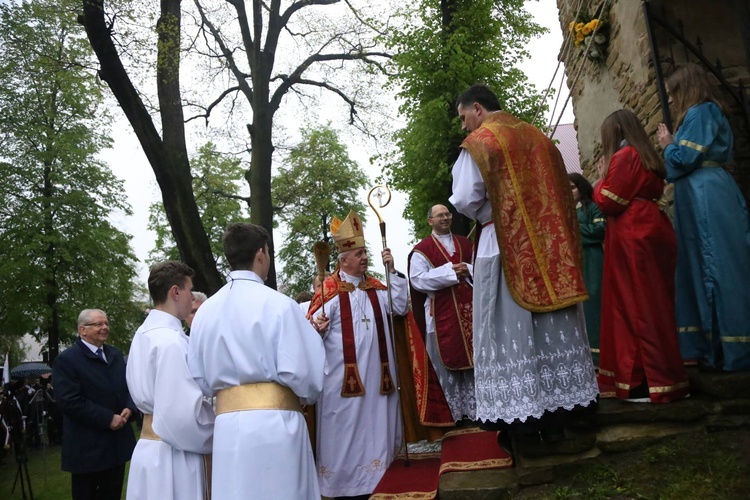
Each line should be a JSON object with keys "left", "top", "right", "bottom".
{"left": 593, "top": 109, "right": 689, "bottom": 403}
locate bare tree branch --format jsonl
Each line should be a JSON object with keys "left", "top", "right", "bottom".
{"left": 270, "top": 51, "right": 388, "bottom": 113}
{"left": 194, "top": 0, "right": 254, "bottom": 105}
{"left": 185, "top": 85, "right": 242, "bottom": 124}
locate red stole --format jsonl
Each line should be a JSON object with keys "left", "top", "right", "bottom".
{"left": 410, "top": 234, "right": 474, "bottom": 370}
{"left": 308, "top": 270, "right": 395, "bottom": 397}
{"left": 460, "top": 112, "right": 588, "bottom": 312}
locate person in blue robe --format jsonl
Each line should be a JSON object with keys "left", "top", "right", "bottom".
{"left": 657, "top": 63, "right": 750, "bottom": 371}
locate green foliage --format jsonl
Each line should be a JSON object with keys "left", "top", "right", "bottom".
{"left": 0, "top": 0, "right": 143, "bottom": 354}
{"left": 147, "top": 142, "right": 249, "bottom": 279}
{"left": 383, "top": 0, "right": 547, "bottom": 237}
{"left": 273, "top": 125, "right": 369, "bottom": 298}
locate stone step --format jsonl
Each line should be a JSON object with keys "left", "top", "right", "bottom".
{"left": 436, "top": 369, "right": 750, "bottom": 497}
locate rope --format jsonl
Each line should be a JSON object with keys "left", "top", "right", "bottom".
{"left": 531, "top": 0, "right": 586, "bottom": 125}
{"left": 548, "top": 0, "right": 613, "bottom": 138}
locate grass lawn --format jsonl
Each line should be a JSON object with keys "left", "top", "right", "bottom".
{"left": 516, "top": 428, "right": 750, "bottom": 499}
{"left": 0, "top": 428, "right": 134, "bottom": 500}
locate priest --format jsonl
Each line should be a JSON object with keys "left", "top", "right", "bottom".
{"left": 449, "top": 84, "right": 598, "bottom": 447}
{"left": 409, "top": 203, "right": 476, "bottom": 422}
{"left": 126, "top": 261, "right": 214, "bottom": 500}
{"left": 309, "top": 210, "right": 408, "bottom": 500}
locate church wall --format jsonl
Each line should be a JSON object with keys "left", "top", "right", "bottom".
{"left": 556, "top": 0, "right": 750, "bottom": 193}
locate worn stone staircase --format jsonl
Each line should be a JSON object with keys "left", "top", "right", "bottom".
{"left": 439, "top": 368, "right": 750, "bottom": 499}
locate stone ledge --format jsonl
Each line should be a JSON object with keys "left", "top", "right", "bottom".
{"left": 439, "top": 469, "right": 518, "bottom": 500}
{"left": 688, "top": 369, "right": 750, "bottom": 399}
{"left": 596, "top": 421, "right": 704, "bottom": 453}
{"left": 595, "top": 394, "right": 715, "bottom": 426}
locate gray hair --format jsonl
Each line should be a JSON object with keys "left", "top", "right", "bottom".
{"left": 338, "top": 250, "right": 352, "bottom": 262}
{"left": 191, "top": 291, "right": 208, "bottom": 303}
{"left": 427, "top": 207, "right": 433, "bottom": 218}
{"left": 78, "top": 309, "right": 107, "bottom": 327}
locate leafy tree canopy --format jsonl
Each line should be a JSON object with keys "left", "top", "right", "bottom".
{"left": 273, "top": 125, "right": 369, "bottom": 298}
{"left": 0, "top": 0, "right": 143, "bottom": 358}
{"left": 383, "top": 0, "right": 547, "bottom": 238}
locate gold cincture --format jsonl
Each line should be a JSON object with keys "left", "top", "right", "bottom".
{"left": 216, "top": 382, "right": 301, "bottom": 416}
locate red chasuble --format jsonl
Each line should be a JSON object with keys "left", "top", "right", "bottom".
{"left": 409, "top": 234, "right": 474, "bottom": 370}
{"left": 460, "top": 112, "right": 588, "bottom": 312}
{"left": 593, "top": 145, "right": 689, "bottom": 402}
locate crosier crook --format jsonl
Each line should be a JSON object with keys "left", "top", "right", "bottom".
{"left": 367, "top": 185, "right": 410, "bottom": 466}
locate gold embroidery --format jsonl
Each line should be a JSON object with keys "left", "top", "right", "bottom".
{"left": 678, "top": 326, "right": 702, "bottom": 333}
{"left": 439, "top": 457, "right": 513, "bottom": 474}
{"left": 649, "top": 382, "right": 690, "bottom": 393}
{"left": 490, "top": 127, "right": 558, "bottom": 303}
{"left": 679, "top": 139, "right": 707, "bottom": 152}
{"left": 371, "top": 492, "right": 437, "bottom": 499}
{"left": 722, "top": 336, "right": 750, "bottom": 343}
{"left": 615, "top": 381, "right": 631, "bottom": 390}
{"left": 598, "top": 368, "right": 615, "bottom": 377}
{"left": 600, "top": 188, "right": 629, "bottom": 206}
{"left": 701, "top": 160, "right": 722, "bottom": 168}
{"left": 592, "top": 218, "right": 606, "bottom": 223}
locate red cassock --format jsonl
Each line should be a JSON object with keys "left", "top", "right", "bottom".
{"left": 593, "top": 145, "right": 689, "bottom": 403}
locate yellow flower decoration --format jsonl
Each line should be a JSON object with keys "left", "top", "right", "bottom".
{"left": 575, "top": 31, "right": 585, "bottom": 43}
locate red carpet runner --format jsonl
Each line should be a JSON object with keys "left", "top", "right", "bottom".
{"left": 370, "top": 428, "right": 513, "bottom": 499}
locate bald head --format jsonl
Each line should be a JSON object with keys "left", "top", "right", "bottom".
{"left": 427, "top": 204, "right": 453, "bottom": 235}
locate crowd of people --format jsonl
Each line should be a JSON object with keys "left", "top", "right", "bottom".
{"left": 10, "top": 63, "right": 746, "bottom": 499}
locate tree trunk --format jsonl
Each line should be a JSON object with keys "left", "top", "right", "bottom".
{"left": 247, "top": 115, "right": 278, "bottom": 289}
{"left": 80, "top": 0, "right": 223, "bottom": 294}
{"left": 42, "top": 163, "right": 60, "bottom": 363}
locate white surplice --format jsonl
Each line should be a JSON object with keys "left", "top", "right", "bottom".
{"left": 450, "top": 150, "right": 598, "bottom": 423}
{"left": 409, "top": 232, "right": 476, "bottom": 421}
{"left": 187, "top": 270, "right": 326, "bottom": 500}
{"left": 125, "top": 309, "right": 214, "bottom": 500}
{"left": 314, "top": 271, "right": 408, "bottom": 498}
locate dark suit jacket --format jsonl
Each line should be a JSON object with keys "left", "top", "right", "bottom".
{"left": 52, "top": 339, "right": 136, "bottom": 474}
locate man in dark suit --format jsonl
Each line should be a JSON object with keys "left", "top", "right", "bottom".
{"left": 53, "top": 309, "right": 137, "bottom": 500}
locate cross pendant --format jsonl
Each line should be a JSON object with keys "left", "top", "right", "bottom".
{"left": 361, "top": 316, "right": 371, "bottom": 330}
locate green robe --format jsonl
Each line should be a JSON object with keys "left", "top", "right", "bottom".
{"left": 577, "top": 201, "right": 606, "bottom": 360}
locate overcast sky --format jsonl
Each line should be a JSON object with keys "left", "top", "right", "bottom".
{"left": 103, "top": 0, "right": 574, "bottom": 289}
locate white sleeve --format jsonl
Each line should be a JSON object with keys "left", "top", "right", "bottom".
{"left": 409, "top": 252, "right": 459, "bottom": 293}
{"left": 449, "top": 149, "right": 488, "bottom": 220}
{"left": 153, "top": 340, "right": 214, "bottom": 454}
{"left": 387, "top": 273, "right": 409, "bottom": 316}
{"left": 276, "top": 301, "right": 326, "bottom": 406}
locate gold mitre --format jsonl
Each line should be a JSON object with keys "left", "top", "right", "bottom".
{"left": 331, "top": 210, "right": 366, "bottom": 253}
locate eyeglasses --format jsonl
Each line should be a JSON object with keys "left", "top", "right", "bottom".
{"left": 83, "top": 322, "right": 109, "bottom": 328}
{"left": 429, "top": 213, "right": 453, "bottom": 220}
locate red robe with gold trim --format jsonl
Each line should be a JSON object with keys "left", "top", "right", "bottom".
{"left": 409, "top": 233, "right": 474, "bottom": 370}
{"left": 593, "top": 145, "right": 689, "bottom": 402}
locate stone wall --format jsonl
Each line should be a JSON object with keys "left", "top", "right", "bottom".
{"left": 556, "top": 0, "right": 750, "bottom": 194}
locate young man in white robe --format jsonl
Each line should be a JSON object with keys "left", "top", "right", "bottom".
{"left": 309, "top": 210, "right": 409, "bottom": 499}
{"left": 188, "top": 223, "right": 326, "bottom": 500}
{"left": 126, "top": 261, "right": 215, "bottom": 500}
